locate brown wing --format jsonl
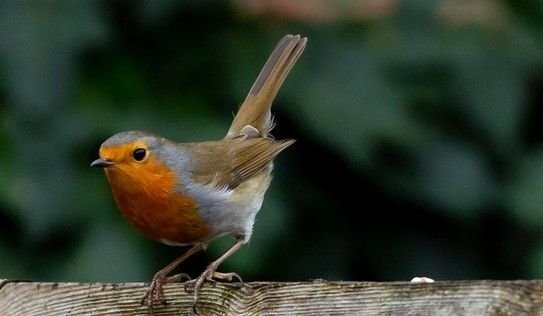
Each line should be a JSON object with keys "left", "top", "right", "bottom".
{"left": 188, "top": 138, "right": 294, "bottom": 189}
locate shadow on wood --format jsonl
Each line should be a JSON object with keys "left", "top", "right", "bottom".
{"left": 1, "top": 279, "right": 543, "bottom": 315}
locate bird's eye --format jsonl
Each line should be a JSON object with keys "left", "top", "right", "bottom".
{"left": 132, "top": 148, "right": 147, "bottom": 161}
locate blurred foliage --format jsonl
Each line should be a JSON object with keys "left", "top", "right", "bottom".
{"left": 2, "top": 0, "right": 543, "bottom": 284}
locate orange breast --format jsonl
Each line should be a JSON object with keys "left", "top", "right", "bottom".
{"left": 104, "top": 159, "right": 211, "bottom": 245}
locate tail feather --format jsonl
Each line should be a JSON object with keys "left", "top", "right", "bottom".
{"left": 226, "top": 34, "right": 307, "bottom": 138}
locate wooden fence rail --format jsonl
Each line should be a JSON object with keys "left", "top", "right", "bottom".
{"left": 2, "top": 279, "right": 543, "bottom": 315}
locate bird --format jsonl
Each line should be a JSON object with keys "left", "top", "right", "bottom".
{"left": 91, "top": 34, "right": 307, "bottom": 306}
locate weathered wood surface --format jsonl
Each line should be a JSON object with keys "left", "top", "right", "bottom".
{"left": 1, "top": 279, "right": 543, "bottom": 315}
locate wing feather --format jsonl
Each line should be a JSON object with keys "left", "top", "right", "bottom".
{"left": 188, "top": 138, "right": 294, "bottom": 189}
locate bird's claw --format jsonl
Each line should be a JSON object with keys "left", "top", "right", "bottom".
{"left": 140, "top": 273, "right": 191, "bottom": 307}
{"left": 185, "top": 270, "right": 242, "bottom": 292}
{"left": 184, "top": 268, "right": 247, "bottom": 314}
{"left": 212, "top": 271, "right": 243, "bottom": 283}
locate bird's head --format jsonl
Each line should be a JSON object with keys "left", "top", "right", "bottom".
{"left": 91, "top": 131, "right": 176, "bottom": 193}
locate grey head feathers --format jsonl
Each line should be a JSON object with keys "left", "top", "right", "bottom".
{"left": 102, "top": 130, "right": 164, "bottom": 150}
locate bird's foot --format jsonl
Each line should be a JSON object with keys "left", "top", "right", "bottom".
{"left": 184, "top": 264, "right": 246, "bottom": 313}
{"left": 140, "top": 272, "right": 191, "bottom": 306}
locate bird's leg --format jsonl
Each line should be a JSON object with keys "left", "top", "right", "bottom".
{"left": 189, "top": 238, "right": 245, "bottom": 303}
{"left": 141, "top": 242, "right": 205, "bottom": 306}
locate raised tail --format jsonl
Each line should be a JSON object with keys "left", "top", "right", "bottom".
{"left": 226, "top": 34, "right": 307, "bottom": 139}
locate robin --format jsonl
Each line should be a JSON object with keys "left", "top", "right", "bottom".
{"left": 91, "top": 34, "right": 307, "bottom": 305}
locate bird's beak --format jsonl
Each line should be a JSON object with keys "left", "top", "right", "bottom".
{"left": 90, "top": 158, "right": 115, "bottom": 168}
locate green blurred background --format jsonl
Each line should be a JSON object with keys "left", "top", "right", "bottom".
{"left": 2, "top": 0, "right": 543, "bottom": 283}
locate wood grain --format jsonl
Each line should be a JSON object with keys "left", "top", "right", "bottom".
{"left": 2, "top": 279, "right": 543, "bottom": 315}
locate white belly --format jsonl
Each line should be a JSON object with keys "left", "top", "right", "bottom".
{"left": 187, "top": 169, "right": 272, "bottom": 243}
